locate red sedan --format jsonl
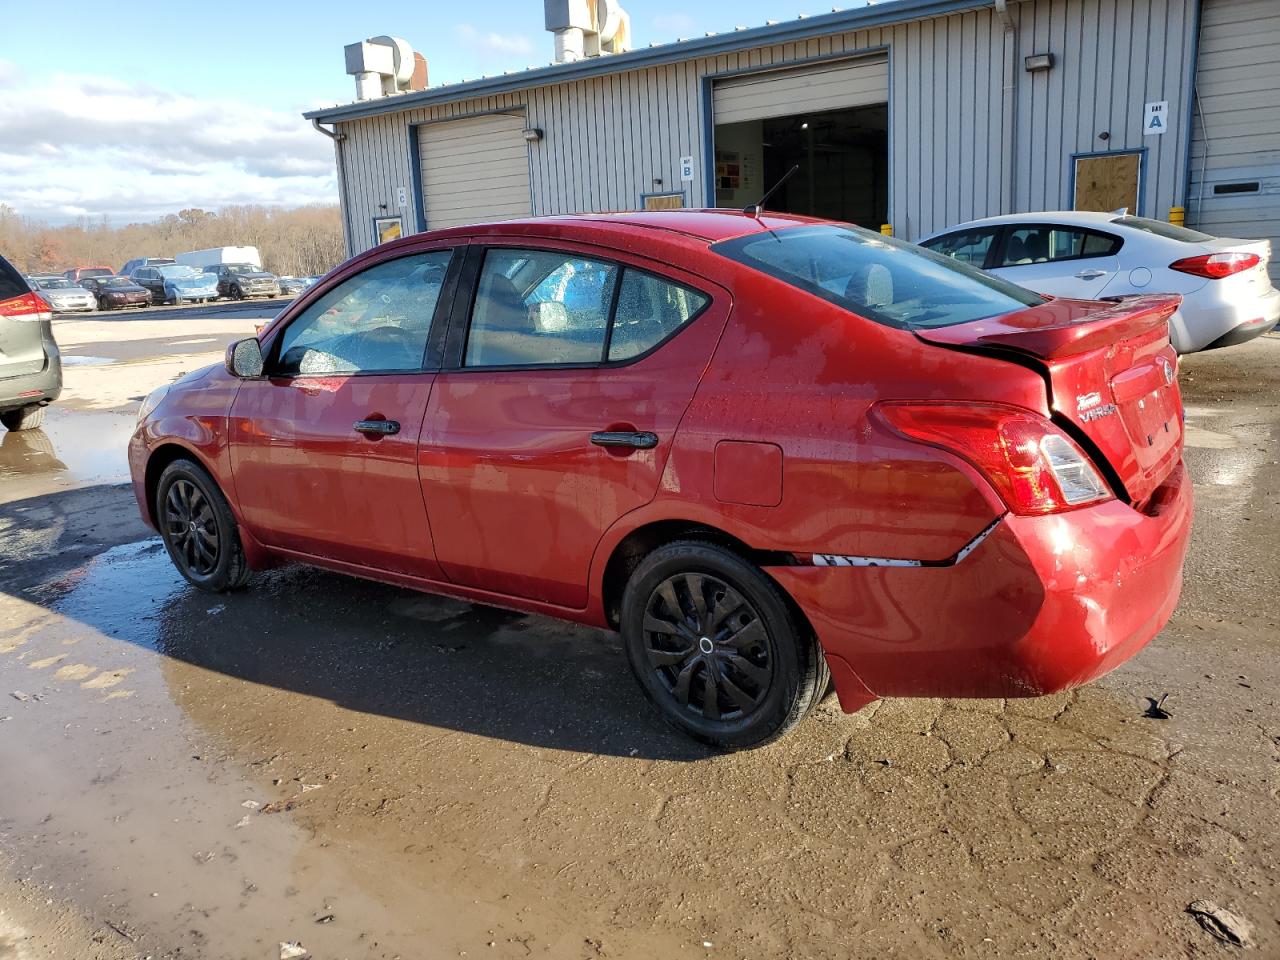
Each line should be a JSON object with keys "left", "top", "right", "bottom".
{"left": 128, "top": 211, "right": 1192, "bottom": 749}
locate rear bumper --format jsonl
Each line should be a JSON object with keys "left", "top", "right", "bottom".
{"left": 1177, "top": 285, "right": 1280, "bottom": 352}
{"left": 0, "top": 354, "right": 62, "bottom": 414}
{"left": 770, "top": 461, "right": 1192, "bottom": 707}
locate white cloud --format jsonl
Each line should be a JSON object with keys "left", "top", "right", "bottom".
{"left": 0, "top": 70, "right": 337, "bottom": 224}
{"left": 455, "top": 23, "right": 536, "bottom": 58}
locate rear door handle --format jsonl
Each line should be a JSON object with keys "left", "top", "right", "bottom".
{"left": 1075, "top": 268, "right": 1108, "bottom": 280}
{"left": 354, "top": 419, "right": 400, "bottom": 436}
{"left": 590, "top": 430, "right": 658, "bottom": 450}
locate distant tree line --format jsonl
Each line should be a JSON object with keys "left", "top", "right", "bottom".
{"left": 0, "top": 204, "right": 347, "bottom": 278}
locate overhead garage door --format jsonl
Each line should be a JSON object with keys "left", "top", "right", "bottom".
{"left": 419, "top": 112, "right": 531, "bottom": 230}
{"left": 1188, "top": 0, "right": 1280, "bottom": 283}
{"left": 712, "top": 55, "right": 889, "bottom": 125}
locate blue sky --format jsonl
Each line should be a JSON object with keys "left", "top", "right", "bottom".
{"left": 0, "top": 0, "right": 839, "bottom": 223}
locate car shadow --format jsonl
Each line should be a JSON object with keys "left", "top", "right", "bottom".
{"left": 0, "top": 484, "right": 711, "bottom": 762}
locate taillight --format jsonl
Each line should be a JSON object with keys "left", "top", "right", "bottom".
{"left": 1169, "top": 252, "right": 1260, "bottom": 279}
{"left": 0, "top": 291, "right": 53, "bottom": 321}
{"left": 875, "top": 402, "right": 1112, "bottom": 516}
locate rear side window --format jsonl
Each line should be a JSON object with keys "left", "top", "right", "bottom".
{"left": 996, "top": 226, "right": 1121, "bottom": 266}
{"left": 714, "top": 224, "right": 1042, "bottom": 330}
{"left": 0, "top": 255, "right": 28, "bottom": 301}
{"left": 463, "top": 250, "right": 710, "bottom": 368}
{"left": 1112, "top": 216, "right": 1214, "bottom": 243}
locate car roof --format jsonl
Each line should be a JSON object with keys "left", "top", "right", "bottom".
{"left": 920, "top": 210, "right": 1134, "bottom": 240}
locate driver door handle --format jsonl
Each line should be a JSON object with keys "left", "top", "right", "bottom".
{"left": 1075, "top": 268, "right": 1108, "bottom": 280}
{"left": 354, "top": 419, "right": 400, "bottom": 436}
{"left": 590, "top": 430, "right": 658, "bottom": 450}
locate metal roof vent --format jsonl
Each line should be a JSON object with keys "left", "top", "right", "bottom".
{"left": 345, "top": 36, "right": 428, "bottom": 101}
{"left": 545, "top": 0, "right": 632, "bottom": 63}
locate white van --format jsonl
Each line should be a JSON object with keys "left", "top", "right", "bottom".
{"left": 174, "top": 246, "right": 263, "bottom": 271}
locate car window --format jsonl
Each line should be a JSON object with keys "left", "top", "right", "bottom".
{"left": 997, "top": 227, "right": 1121, "bottom": 266}
{"left": 608, "top": 270, "right": 709, "bottom": 362}
{"left": 274, "top": 251, "right": 452, "bottom": 376}
{"left": 465, "top": 249, "right": 619, "bottom": 367}
{"left": 921, "top": 229, "right": 997, "bottom": 267}
{"left": 714, "top": 224, "right": 1042, "bottom": 331}
{"left": 1111, "top": 216, "right": 1213, "bottom": 243}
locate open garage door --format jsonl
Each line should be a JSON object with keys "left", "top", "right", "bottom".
{"left": 711, "top": 56, "right": 889, "bottom": 225}
{"left": 419, "top": 112, "right": 532, "bottom": 231}
{"left": 1189, "top": 0, "right": 1280, "bottom": 283}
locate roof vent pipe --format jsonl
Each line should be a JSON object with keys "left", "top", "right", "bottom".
{"left": 545, "top": 0, "right": 631, "bottom": 64}
{"left": 344, "top": 36, "right": 427, "bottom": 100}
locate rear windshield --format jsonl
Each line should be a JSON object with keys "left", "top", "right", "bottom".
{"left": 713, "top": 224, "right": 1043, "bottom": 330}
{"left": 1111, "top": 216, "right": 1214, "bottom": 243}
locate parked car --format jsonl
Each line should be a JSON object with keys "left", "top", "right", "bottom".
{"left": 175, "top": 246, "right": 262, "bottom": 271}
{"left": 277, "top": 276, "right": 318, "bottom": 297}
{"left": 132, "top": 264, "right": 219, "bottom": 304}
{"left": 120, "top": 256, "right": 175, "bottom": 276}
{"left": 918, "top": 211, "right": 1280, "bottom": 353}
{"left": 130, "top": 211, "right": 1192, "bottom": 749}
{"left": 1, "top": 253, "right": 60, "bottom": 431}
{"left": 64, "top": 266, "right": 114, "bottom": 284}
{"left": 26, "top": 275, "right": 97, "bottom": 313}
{"left": 205, "top": 263, "right": 281, "bottom": 300}
{"left": 81, "top": 275, "right": 151, "bottom": 310}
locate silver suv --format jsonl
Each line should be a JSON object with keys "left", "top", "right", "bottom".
{"left": 0, "top": 253, "right": 61, "bottom": 431}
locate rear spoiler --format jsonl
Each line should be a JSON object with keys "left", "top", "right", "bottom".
{"left": 916, "top": 295, "right": 1181, "bottom": 361}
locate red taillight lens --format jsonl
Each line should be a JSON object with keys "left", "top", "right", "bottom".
{"left": 0, "top": 291, "right": 52, "bottom": 321}
{"left": 875, "top": 402, "right": 1112, "bottom": 516}
{"left": 1169, "top": 252, "right": 1260, "bottom": 279}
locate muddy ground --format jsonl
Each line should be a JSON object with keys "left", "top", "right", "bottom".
{"left": 0, "top": 308, "right": 1277, "bottom": 959}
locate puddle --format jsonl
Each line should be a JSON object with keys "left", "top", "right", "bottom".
{"left": 0, "top": 407, "right": 134, "bottom": 485}
{"left": 59, "top": 355, "right": 116, "bottom": 366}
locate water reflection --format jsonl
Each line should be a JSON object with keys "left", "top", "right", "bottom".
{"left": 0, "top": 408, "right": 135, "bottom": 484}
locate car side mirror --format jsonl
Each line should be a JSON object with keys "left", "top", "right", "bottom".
{"left": 226, "top": 338, "right": 264, "bottom": 378}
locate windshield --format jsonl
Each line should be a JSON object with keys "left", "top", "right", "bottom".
{"left": 102, "top": 277, "right": 135, "bottom": 288}
{"left": 227, "top": 264, "right": 260, "bottom": 275}
{"left": 80, "top": 268, "right": 111, "bottom": 278}
{"left": 37, "top": 278, "right": 75, "bottom": 289}
{"left": 1111, "top": 216, "right": 1214, "bottom": 243}
{"left": 713, "top": 224, "right": 1044, "bottom": 330}
{"left": 156, "top": 265, "right": 203, "bottom": 279}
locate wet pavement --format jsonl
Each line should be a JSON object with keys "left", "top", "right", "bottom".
{"left": 0, "top": 322, "right": 1277, "bottom": 958}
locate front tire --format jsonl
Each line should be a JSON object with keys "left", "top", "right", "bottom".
{"left": 230, "top": 285, "right": 243, "bottom": 301}
{"left": 621, "top": 540, "right": 828, "bottom": 750}
{"left": 1, "top": 405, "right": 45, "bottom": 432}
{"left": 155, "top": 459, "right": 251, "bottom": 592}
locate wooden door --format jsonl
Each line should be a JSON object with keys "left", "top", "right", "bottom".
{"left": 1074, "top": 153, "right": 1141, "bottom": 212}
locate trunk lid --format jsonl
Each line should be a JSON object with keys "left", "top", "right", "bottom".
{"left": 916, "top": 295, "right": 1183, "bottom": 505}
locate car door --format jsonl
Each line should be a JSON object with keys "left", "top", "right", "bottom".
{"left": 987, "top": 224, "right": 1123, "bottom": 297}
{"left": 228, "top": 244, "right": 462, "bottom": 578}
{"left": 421, "top": 241, "right": 728, "bottom": 609}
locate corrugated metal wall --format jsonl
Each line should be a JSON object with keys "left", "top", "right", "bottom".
{"left": 334, "top": 0, "right": 1197, "bottom": 255}
{"left": 1188, "top": 0, "right": 1280, "bottom": 283}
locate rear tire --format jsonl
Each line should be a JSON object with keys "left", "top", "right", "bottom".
{"left": 1, "top": 405, "right": 45, "bottom": 432}
{"left": 155, "top": 458, "right": 251, "bottom": 593}
{"left": 621, "top": 540, "right": 828, "bottom": 750}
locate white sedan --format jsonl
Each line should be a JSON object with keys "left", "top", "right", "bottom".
{"left": 918, "top": 211, "right": 1279, "bottom": 353}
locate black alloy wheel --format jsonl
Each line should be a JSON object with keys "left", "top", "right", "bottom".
{"left": 163, "top": 478, "right": 220, "bottom": 578}
{"left": 621, "top": 541, "right": 828, "bottom": 749}
{"left": 155, "top": 459, "right": 251, "bottom": 592}
{"left": 643, "top": 571, "right": 773, "bottom": 722}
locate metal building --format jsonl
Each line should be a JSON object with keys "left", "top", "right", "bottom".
{"left": 305, "top": 0, "right": 1280, "bottom": 282}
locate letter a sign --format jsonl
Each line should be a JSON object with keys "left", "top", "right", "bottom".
{"left": 1143, "top": 100, "right": 1169, "bottom": 136}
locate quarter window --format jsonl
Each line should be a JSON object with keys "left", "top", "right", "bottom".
{"left": 609, "top": 270, "right": 709, "bottom": 361}
{"left": 274, "top": 251, "right": 452, "bottom": 375}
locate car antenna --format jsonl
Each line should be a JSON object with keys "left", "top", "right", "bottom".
{"left": 743, "top": 165, "right": 800, "bottom": 218}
